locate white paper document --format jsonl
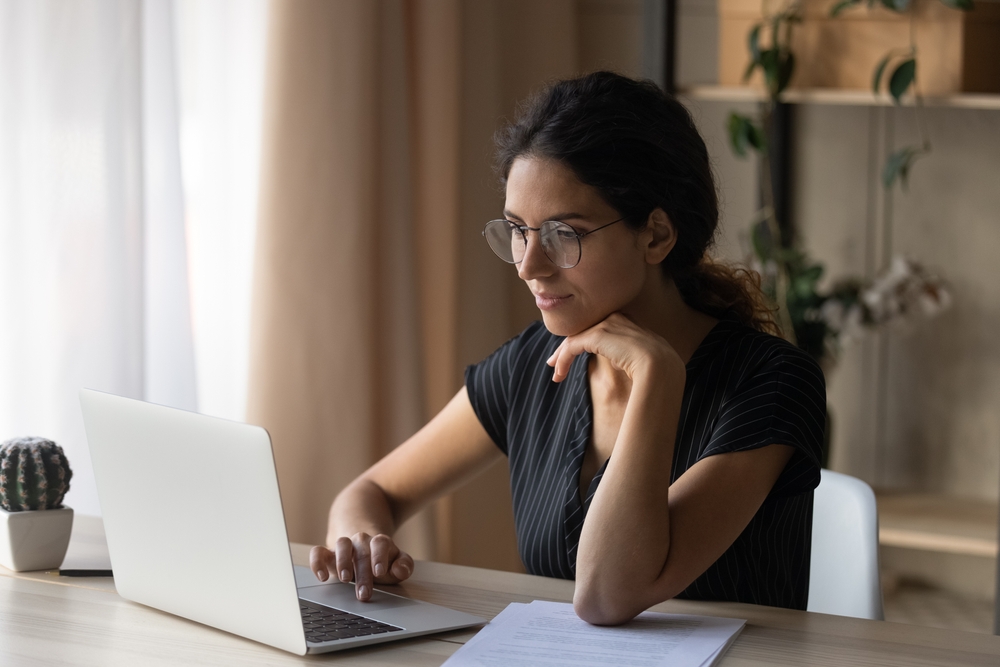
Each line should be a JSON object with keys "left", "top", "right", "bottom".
{"left": 443, "top": 600, "right": 744, "bottom": 667}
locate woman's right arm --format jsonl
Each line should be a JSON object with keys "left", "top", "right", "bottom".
{"left": 309, "top": 386, "right": 502, "bottom": 600}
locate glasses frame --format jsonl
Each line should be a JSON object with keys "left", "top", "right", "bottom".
{"left": 482, "top": 216, "right": 626, "bottom": 269}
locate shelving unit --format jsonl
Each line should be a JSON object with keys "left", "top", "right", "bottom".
{"left": 676, "top": 79, "right": 1000, "bottom": 574}
{"left": 876, "top": 492, "right": 999, "bottom": 558}
{"left": 678, "top": 85, "right": 1000, "bottom": 110}
{"left": 661, "top": 3, "right": 1000, "bottom": 633}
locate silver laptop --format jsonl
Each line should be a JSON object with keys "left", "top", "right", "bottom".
{"left": 79, "top": 389, "right": 484, "bottom": 655}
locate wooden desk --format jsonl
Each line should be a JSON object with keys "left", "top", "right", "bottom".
{"left": 2, "top": 517, "right": 1000, "bottom": 665}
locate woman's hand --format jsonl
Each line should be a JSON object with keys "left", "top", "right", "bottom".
{"left": 546, "top": 312, "right": 684, "bottom": 383}
{"left": 309, "top": 532, "right": 414, "bottom": 601}
{"left": 315, "top": 388, "right": 499, "bottom": 603}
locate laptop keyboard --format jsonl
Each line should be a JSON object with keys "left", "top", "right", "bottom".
{"left": 299, "top": 599, "right": 404, "bottom": 643}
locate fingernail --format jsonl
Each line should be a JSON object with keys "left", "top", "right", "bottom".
{"left": 340, "top": 570, "right": 350, "bottom": 582}
{"left": 374, "top": 563, "right": 385, "bottom": 577}
{"left": 358, "top": 585, "right": 369, "bottom": 599}
{"left": 318, "top": 569, "right": 328, "bottom": 582}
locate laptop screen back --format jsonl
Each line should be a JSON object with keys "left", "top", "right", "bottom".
{"left": 79, "top": 389, "right": 308, "bottom": 655}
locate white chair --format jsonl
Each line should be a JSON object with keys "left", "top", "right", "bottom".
{"left": 807, "top": 469, "right": 885, "bottom": 620}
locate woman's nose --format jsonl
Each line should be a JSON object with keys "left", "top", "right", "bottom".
{"left": 516, "top": 230, "right": 555, "bottom": 281}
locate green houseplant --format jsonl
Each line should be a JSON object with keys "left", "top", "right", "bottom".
{"left": 0, "top": 437, "right": 74, "bottom": 571}
{"left": 727, "top": 0, "right": 955, "bottom": 367}
{"left": 724, "top": 2, "right": 957, "bottom": 464}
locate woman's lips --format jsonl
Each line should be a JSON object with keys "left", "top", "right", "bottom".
{"left": 534, "top": 293, "right": 572, "bottom": 310}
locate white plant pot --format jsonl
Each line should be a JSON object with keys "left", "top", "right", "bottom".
{"left": 0, "top": 506, "right": 74, "bottom": 572}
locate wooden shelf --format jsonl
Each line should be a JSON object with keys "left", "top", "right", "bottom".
{"left": 876, "top": 492, "right": 998, "bottom": 558}
{"left": 678, "top": 85, "right": 1000, "bottom": 111}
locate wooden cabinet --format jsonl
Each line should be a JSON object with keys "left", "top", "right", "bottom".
{"left": 877, "top": 491, "right": 998, "bottom": 558}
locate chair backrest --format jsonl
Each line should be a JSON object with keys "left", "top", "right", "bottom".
{"left": 807, "top": 469, "right": 884, "bottom": 620}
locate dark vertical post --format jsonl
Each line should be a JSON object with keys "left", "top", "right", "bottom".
{"left": 995, "top": 471, "right": 1000, "bottom": 634}
{"left": 663, "top": 0, "right": 677, "bottom": 94}
{"left": 767, "top": 101, "right": 794, "bottom": 247}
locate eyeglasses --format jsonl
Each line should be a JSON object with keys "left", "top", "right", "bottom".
{"left": 482, "top": 217, "right": 625, "bottom": 269}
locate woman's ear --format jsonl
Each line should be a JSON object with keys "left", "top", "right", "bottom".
{"left": 642, "top": 208, "right": 677, "bottom": 264}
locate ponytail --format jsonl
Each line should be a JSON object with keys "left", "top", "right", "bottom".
{"left": 674, "top": 258, "right": 780, "bottom": 336}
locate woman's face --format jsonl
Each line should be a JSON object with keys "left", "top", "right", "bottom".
{"left": 503, "top": 156, "right": 656, "bottom": 337}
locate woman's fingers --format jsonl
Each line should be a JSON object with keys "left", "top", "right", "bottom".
{"left": 369, "top": 534, "right": 396, "bottom": 579}
{"left": 546, "top": 314, "right": 664, "bottom": 382}
{"left": 309, "top": 545, "right": 336, "bottom": 582}
{"left": 547, "top": 326, "right": 605, "bottom": 382}
{"left": 352, "top": 533, "right": 375, "bottom": 601}
{"left": 389, "top": 551, "right": 415, "bottom": 582}
{"left": 549, "top": 343, "right": 575, "bottom": 383}
{"left": 370, "top": 534, "right": 414, "bottom": 584}
{"left": 334, "top": 536, "right": 356, "bottom": 583}
{"left": 320, "top": 533, "right": 415, "bottom": 600}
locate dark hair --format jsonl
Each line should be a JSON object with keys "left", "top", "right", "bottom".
{"left": 494, "top": 71, "right": 778, "bottom": 335}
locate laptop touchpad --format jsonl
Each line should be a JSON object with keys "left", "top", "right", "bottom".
{"left": 294, "top": 567, "right": 420, "bottom": 614}
{"left": 298, "top": 583, "right": 421, "bottom": 615}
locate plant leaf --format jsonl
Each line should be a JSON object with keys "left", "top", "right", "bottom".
{"left": 728, "top": 113, "right": 766, "bottom": 157}
{"left": 748, "top": 121, "right": 767, "bottom": 153}
{"left": 880, "top": 0, "right": 910, "bottom": 10}
{"left": 882, "top": 146, "right": 923, "bottom": 190}
{"left": 802, "top": 265, "right": 824, "bottom": 283}
{"left": 888, "top": 59, "right": 916, "bottom": 103}
{"left": 751, "top": 219, "right": 775, "bottom": 262}
{"left": 830, "top": 0, "right": 860, "bottom": 15}
{"left": 939, "top": 0, "right": 973, "bottom": 9}
{"left": 728, "top": 113, "right": 750, "bottom": 158}
{"left": 882, "top": 147, "right": 911, "bottom": 189}
{"left": 748, "top": 24, "right": 762, "bottom": 63}
{"left": 759, "top": 49, "right": 778, "bottom": 95}
{"left": 777, "top": 51, "right": 796, "bottom": 95}
{"left": 743, "top": 23, "right": 762, "bottom": 82}
{"left": 872, "top": 54, "right": 892, "bottom": 93}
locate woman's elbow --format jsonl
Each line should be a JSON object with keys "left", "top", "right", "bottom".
{"left": 572, "top": 583, "right": 643, "bottom": 626}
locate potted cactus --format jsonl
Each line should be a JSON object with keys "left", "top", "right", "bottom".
{"left": 0, "top": 437, "right": 74, "bottom": 571}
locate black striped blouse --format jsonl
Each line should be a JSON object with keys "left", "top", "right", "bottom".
{"left": 464, "top": 318, "right": 826, "bottom": 610}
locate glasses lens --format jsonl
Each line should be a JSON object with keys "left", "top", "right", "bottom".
{"left": 483, "top": 219, "right": 581, "bottom": 268}
{"left": 484, "top": 220, "right": 523, "bottom": 264}
{"left": 540, "top": 221, "right": 580, "bottom": 268}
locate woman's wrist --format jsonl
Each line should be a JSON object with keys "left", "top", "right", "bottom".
{"left": 631, "top": 346, "right": 686, "bottom": 392}
{"left": 328, "top": 479, "right": 398, "bottom": 545}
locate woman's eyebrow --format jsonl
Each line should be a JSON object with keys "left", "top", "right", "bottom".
{"left": 502, "top": 210, "right": 589, "bottom": 222}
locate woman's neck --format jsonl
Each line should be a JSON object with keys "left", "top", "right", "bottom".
{"left": 631, "top": 278, "right": 717, "bottom": 362}
{"left": 593, "top": 267, "right": 718, "bottom": 388}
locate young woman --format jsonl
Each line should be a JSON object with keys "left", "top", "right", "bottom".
{"left": 310, "top": 71, "right": 825, "bottom": 625}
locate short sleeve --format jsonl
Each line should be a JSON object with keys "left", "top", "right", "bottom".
{"left": 465, "top": 322, "right": 547, "bottom": 455}
{"left": 700, "top": 345, "right": 826, "bottom": 497}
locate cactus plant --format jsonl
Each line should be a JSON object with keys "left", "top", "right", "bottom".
{"left": 0, "top": 437, "right": 73, "bottom": 512}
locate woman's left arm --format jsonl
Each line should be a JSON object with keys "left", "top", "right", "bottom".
{"left": 548, "top": 314, "right": 793, "bottom": 625}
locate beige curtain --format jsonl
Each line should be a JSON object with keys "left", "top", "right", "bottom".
{"left": 248, "top": 0, "right": 582, "bottom": 570}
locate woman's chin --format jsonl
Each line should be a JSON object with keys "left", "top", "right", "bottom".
{"left": 539, "top": 311, "right": 595, "bottom": 338}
